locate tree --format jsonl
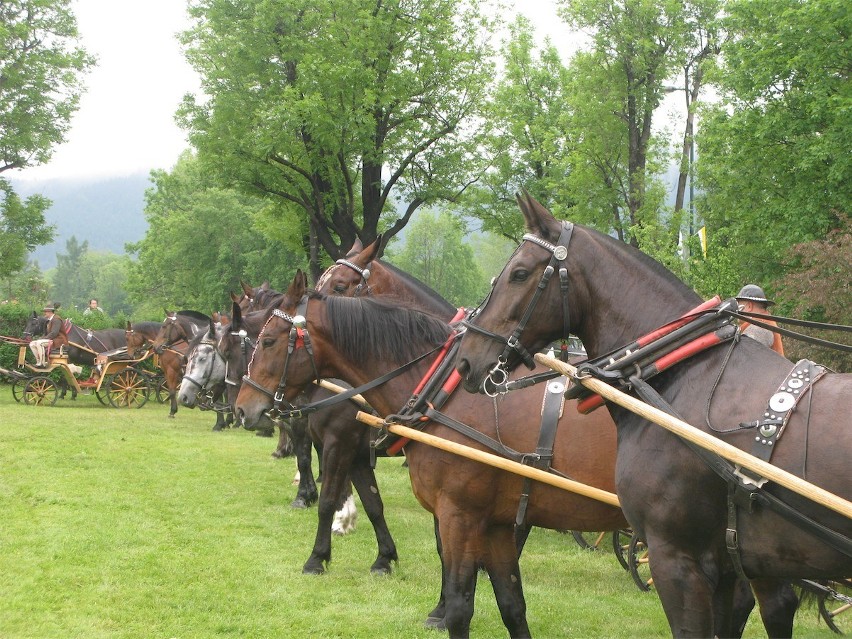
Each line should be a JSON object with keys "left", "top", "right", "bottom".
{"left": 178, "top": 0, "right": 497, "bottom": 279}
{"left": 51, "top": 236, "right": 90, "bottom": 307}
{"left": 461, "top": 15, "right": 576, "bottom": 242}
{"left": 0, "top": 0, "right": 92, "bottom": 289}
{"left": 0, "top": 0, "right": 94, "bottom": 172}
{"left": 559, "top": 0, "right": 719, "bottom": 246}
{"left": 697, "top": 0, "right": 850, "bottom": 285}
{"left": 125, "top": 153, "right": 305, "bottom": 315}
{"left": 0, "top": 178, "right": 54, "bottom": 288}
{"left": 386, "top": 209, "right": 486, "bottom": 307}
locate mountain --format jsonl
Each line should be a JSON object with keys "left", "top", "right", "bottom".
{"left": 11, "top": 172, "right": 152, "bottom": 270}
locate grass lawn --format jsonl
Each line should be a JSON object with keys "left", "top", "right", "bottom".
{"left": 0, "top": 388, "right": 839, "bottom": 638}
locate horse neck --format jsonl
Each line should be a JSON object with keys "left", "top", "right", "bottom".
{"left": 370, "top": 263, "right": 458, "bottom": 321}
{"left": 572, "top": 228, "right": 703, "bottom": 358}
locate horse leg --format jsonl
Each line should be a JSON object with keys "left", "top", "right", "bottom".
{"left": 290, "top": 420, "right": 318, "bottom": 509}
{"left": 483, "top": 524, "right": 530, "bottom": 638}
{"left": 302, "top": 442, "right": 355, "bottom": 575}
{"left": 713, "top": 572, "right": 746, "bottom": 638}
{"left": 331, "top": 486, "right": 357, "bottom": 535}
{"left": 648, "top": 541, "right": 716, "bottom": 637}
{"left": 425, "top": 516, "right": 447, "bottom": 630}
{"left": 348, "top": 461, "right": 398, "bottom": 575}
{"left": 272, "top": 423, "right": 292, "bottom": 458}
{"left": 438, "top": 513, "right": 482, "bottom": 638}
{"left": 751, "top": 578, "right": 798, "bottom": 639}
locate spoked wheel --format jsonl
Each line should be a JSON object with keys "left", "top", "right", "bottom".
{"left": 106, "top": 369, "right": 151, "bottom": 408}
{"left": 23, "top": 376, "right": 58, "bottom": 406}
{"left": 818, "top": 578, "right": 852, "bottom": 635}
{"left": 153, "top": 376, "right": 169, "bottom": 403}
{"left": 627, "top": 532, "right": 653, "bottom": 592}
{"left": 11, "top": 378, "right": 26, "bottom": 403}
{"left": 94, "top": 380, "right": 110, "bottom": 406}
{"left": 571, "top": 531, "right": 609, "bottom": 551}
{"left": 611, "top": 528, "right": 634, "bottom": 570}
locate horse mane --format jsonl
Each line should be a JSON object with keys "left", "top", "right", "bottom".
{"left": 584, "top": 225, "right": 701, "bottom": 302}
{"left": 378, "top": 261, "right": 458, "bottom": 315}
{"left": 177, "top": 310, "right": 212, "bottom": 323}
{"left": 320, "top": 293, "right": 452, "bottom": 365}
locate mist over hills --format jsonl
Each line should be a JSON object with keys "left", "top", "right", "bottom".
{"left": 12, "top": 172, "right": 151, "bottom": 270}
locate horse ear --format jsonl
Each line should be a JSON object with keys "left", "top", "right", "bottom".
{"left": 207, "top": 318, "right": 215, "bottom": 338}
{"left": 287, "top": 269, "right": 308, "bottom": 299}
{"left": 364, "top": 235, "right": 383, "bottom": 262}
{"left": 241, "top": 280, "right": 253, "bottom": 296}
{"left": 231, "top": 301, "right": 242, "bottom": 329}
{"left": 261, "top": 281, "right": 270, "bottom": 291}
{"left": 31, "top": 311, "right": 37, "bottom": 318}
{"left": 229, "top": 291, "right": 239, "bottom": 303}
{"left": 126, "top": 321, "right": 132, "bottom": 330}
{"left": 515, "top": 190, "right": 559, "bottom": 239}
{"left": 346, "top": 237, "right": 364, "bottom": 257}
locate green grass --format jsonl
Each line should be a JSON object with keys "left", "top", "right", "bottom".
{"left": 0, "top": 388, "right": 839, "bottom": 638}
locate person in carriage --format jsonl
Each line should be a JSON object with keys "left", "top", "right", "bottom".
{"left": 28, "top": 303, "right": 66, "bottom": 368}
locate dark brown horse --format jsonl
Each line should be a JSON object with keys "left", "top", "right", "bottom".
{"left": 234, "top": 272, "right": 628, "bottom": 638}
{"left": 125, "top": 321, "right": 186, "bottom": 418}
{"left": 455, "top": 193, "right": 851, "bottom": 637}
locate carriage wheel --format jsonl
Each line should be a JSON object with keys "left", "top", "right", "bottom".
{"left": 23, "top": 376, "right": 59, "bottom": 406}
{"left": 627, "top": 532, "right": 653, "bottom": 591}
{"left": 818, "top": 578, "right": 852, "bottom": 635}
{"left": 152, "top": 375, "right": 169, "bottom": 403}
{"left": 94, "top": 382, "right": 110, "bottom": 406}
{"left": 611, "top": 528, "right": 634, "bottom": 570}
{"left": 11, "top": 378, "right": 26, "bottom": 403}
{"left": 571, "top": 531, "right": 609, "bottom": 551}
{"left": 106, "top": 369, "right": 150, "bottom": 409}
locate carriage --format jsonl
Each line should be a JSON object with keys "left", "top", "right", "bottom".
{"left": 0, "top": 335, "right": 155, "bottom": 408}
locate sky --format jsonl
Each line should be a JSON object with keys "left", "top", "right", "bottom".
{"left": 13, "top": 1, "right": 592, "bottom": 183}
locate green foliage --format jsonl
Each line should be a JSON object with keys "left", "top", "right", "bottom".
{"left": 125, "top": 153, "right": 306, "bottom": 315}
{"left": 385, "top": 209, "right": 487, "bottom": 307}
{"left": 697, "top": 0, "right": 851, "bottom": 284}
{"left": 0, "top": 178, "right": 55, "bottom": 281}
{"left": 178, "top": 0, "right": 498, "bottom": 272}
{"left": 462, "top": 15, "right": 575, "bottom": 242}
{"left": 0, "top": 0, "right": 95, "bottom": 172}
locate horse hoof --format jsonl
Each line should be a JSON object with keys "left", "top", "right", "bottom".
{"left": 302, "top": 563, "right": 326, "bottom": 575}
{"left": 423, "top": 616, "right": 446, "bottom": 631}
{"left": 255, "top": 430, "right": 273, "bottom": 438}
{"left": 168, "top": 414, "right": 176, "bottom": 419}
{"left": 212, "top": 425, "right": 223, "bottom": 432}
{"left": 271, "top": 450, "right": 284, "bottom": 459}
{"left": 291, "top": 497, "right": 308, "bottom": 509}
{"left": 370, "top": 564, "right": 392, "bottom": 576}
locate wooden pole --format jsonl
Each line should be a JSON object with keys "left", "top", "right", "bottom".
{"left": 534, "top": 353, "right": 852, "bottom": 520}
{"left": 355, "top": 410, "right": 620, "bottom": 508}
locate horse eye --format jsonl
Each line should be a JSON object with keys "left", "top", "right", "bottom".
{"left": 333, "top": 284, "right": 347, "bottom": 294}
{"left": 262, "top": 338, "right": 275, "bottom": 349}
{"left": 510, "top": 269, "right": 529, "bottom": 282}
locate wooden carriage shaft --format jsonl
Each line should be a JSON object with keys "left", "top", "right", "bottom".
{"left": 355, "top": 410, "right": 620, "bottom": 507}
{"left": 534, "top": 353, "right": 852, "bottom": 520}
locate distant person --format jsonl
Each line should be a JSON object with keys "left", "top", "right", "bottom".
{"left": 83, "top": 298, "right": 104, "bottom": 315}
{"left": 29, "top": 303, "right": 64, "bottom": 368}
{"left": 735, "top": 284, "right": 785, "bottom": 356}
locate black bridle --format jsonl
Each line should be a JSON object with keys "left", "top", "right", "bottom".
{"left": 463, "top": 221, "right": 574, "bottom": 395}
{"left": 241, "top": 297, "right": 319, "bottom": 421}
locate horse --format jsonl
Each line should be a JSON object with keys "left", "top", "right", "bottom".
{"left": 125, "top": 321, "right": 187, "bottom": 419}
{"left": 222, "top": 299, "right": 362, "bottom": 536}
{"left": 177, "top": 318, "right": 234, "bottom": 431}
{"left": 454, "top": 193, "right": 851, "bottom": 637}
{"left": 234, "top": 271, "right": 629, "bottom": 638}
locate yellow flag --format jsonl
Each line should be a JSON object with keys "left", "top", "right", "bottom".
{"left": 698, "top": 226, "right": 707, "bottom": 258}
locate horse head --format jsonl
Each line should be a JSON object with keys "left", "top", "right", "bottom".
{"left": 316, "top": 236, "right": 382, "bottom": 296}
{"left": 234, "top": 270, "right": 313, "bottom": 429}
{"left": 456, "top": 192, "right": 585, "bottom": 393}
{"left": 23, "top": 311, "right": 46, "bottom": 340}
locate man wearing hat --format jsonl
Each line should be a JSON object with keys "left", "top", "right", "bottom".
{"left": 735, "top": 285, "right": 785, "bottom": 356}
{"left": 28, "top": 303, "right": 64, "bottom": 368}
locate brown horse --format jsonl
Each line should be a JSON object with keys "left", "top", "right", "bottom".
{"left": 234, "top": 272, "right": 627, "bottom": 638}
{"left": 125, "top": 321, "right": 186, "bottom": 418}
{"left": 455, "top": 193, "right": 851, "bottom": 637}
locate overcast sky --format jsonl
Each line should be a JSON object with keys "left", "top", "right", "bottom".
{"left": 14, "top": 0, "right": 585, "bottom": 182}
